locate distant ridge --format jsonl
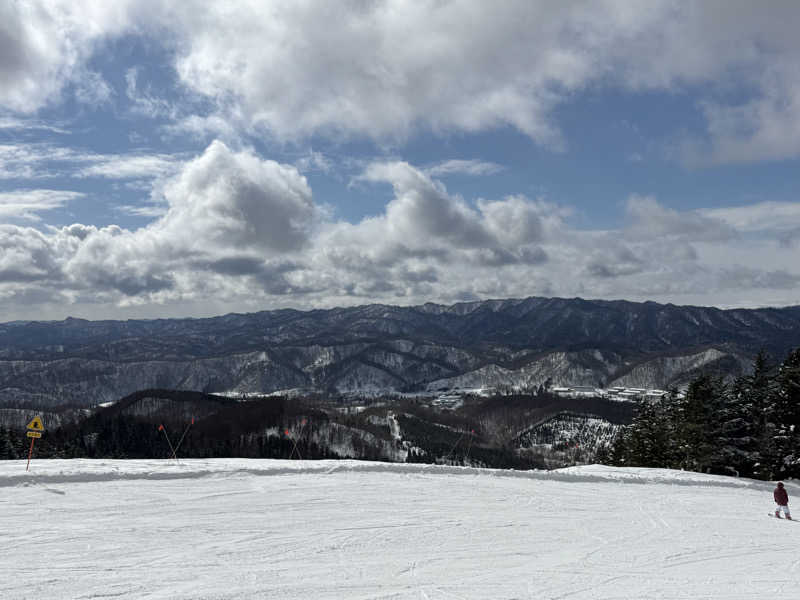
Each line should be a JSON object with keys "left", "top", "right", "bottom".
{"left": 1, "top": 296, "right": 799, "bottom": 408}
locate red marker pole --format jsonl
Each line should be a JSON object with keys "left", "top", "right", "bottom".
{"left": 285, "top": 428, "right": 299, "bottom": 460}
{"left": 26, "top": 438, "right": 35, "bottom": 472}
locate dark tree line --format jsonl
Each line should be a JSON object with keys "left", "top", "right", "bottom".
{"left": 2, "top": 394, "right": 341, "bottom": 461}
{"left": 612, "top": 348, "right": 800, "bottom": 479}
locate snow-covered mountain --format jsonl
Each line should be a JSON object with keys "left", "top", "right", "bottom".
{"left": 2, "top": 459, "right": 794, "bottom": 599}
{"left": 2, "top": 296, "right": 797, "bottom": 407}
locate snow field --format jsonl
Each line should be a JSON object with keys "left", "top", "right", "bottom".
{"left": 1, "top": 460, "right": 797, "bottom": 599}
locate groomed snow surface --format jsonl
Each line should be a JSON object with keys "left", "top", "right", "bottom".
{"left": 1, "top": 460, "right": 797, "bottom": 599}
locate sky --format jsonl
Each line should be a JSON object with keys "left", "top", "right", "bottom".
{"left": 2, "top": 1, "right": 800, "bottom": 322}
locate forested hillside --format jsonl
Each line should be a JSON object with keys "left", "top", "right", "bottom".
{"left": 613, "top": 348, "right": 800, "bottom": 479}
{"left": 2, "top": 297, "right": 799, "bottom": 407}
{"left": 0, "top": 388, "right": 633, "bottom": 469}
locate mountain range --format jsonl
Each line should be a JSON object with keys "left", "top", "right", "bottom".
{"left": 2, "top": 296, "right": 799, "bottom": 409}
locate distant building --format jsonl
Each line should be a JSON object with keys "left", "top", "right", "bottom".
{"left": 552, "top": 384, "right": 678, "bottom": 402}
{"left": 551, "top": 386, "right": 603, "bottom": 398}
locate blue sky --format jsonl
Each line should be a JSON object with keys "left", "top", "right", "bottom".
{"left": 2, "top": 1, "right": 800, "bottom": 321}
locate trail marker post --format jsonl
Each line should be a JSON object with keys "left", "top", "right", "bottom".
{"left": 26, "top": 416, "right": 45, "bottom": 471}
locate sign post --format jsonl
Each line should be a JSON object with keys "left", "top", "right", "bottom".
{"left": 25, "top": 416, "right": 45, "bottom": 471}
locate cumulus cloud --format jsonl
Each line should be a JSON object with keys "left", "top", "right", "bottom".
{"left": 700, "top": 202, "right": 800, "bottom": 235}
{"left": 625, "top": 194, "right": 736, "bottom": 242}
{"left": 680, "top": 64, "right": 800, "bottom": 166}
{"left": 57, "top": 141, "right": 314, "bottom": 297}
{"left": 298, "top": 162, "right": 556, "bottom": 301}
{"left": 351, "top": 162, "right": 551, "bottom": 265}
{"left": 156, "top": 1, "right": 800, "bottom": 163}
{"left": 0, "top": 224, "right": 67, "bottom": 282}
{"left": 479, "top": 195, "right": 546, "bottom": 247}
{"left": 156, "top": 140, "right": 314, "bottom": 254}
{"left": 5, "top": 2, "right": 800, "bottom": 164}
{"left": 585, "top": 244, "right": 645, "bottom": 279}
{"left": 164, "top": 2, "right": 573, "bottom": 145}
{"left": 0, "top": 1, "right": 132, "bottom": 112}
{"left": 1, "top": 144, "right": 799, "bottom": 319}
{"left": 0, "top": 142, "right": 318, "bottom": 307}
{"left": 360, "top": 162, "right": 495, "bottom": 249}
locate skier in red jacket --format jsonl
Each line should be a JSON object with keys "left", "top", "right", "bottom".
{"left": 774, "top": 482, "right": 791, "bottom": 519}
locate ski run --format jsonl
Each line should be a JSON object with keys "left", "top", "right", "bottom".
{"left": 1, "top": 459, "right": 798, "bottom": 599}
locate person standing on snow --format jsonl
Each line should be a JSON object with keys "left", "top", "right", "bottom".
{"left": 774, "top": 482, "right": 791, "bottom": 519}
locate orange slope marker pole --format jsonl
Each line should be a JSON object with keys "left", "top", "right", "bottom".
{"left": 26, "top": 437, "right": 36, "bottom": 471}
{"left": 158, "top": 424, "right": 177, "bottom": 461}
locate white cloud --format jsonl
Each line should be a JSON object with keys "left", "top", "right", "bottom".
{"left": 163, "top": 1, "right": 588, "bottom": 145}
{"left": 76, "top": 154, "right": 181, "bottom": 180}
{"left": 0, "top": 1, "right": 133, "bottom": 112}
{"left": 359, "top": 161, "right": 494, "bottom": 249}
{"left": 0, "top": 117, "right": 69, "bottom": 134}
{"left": 117, "top": 203, "right": 169, "bottom": 219}
{"left": 426, "top": 160, "right": 505, "bottom": 178}
{"left": 0, "top": 189, "right": 84, "bottom": 221}
{"left": 73, "top": 69, "right": 114, "bottom": 107}
{"left": 156, "top": 1, "right": 800, "bottom": 163}
{"left": 0, "top": 143, "right": 181, "bottom": 182}
{"left": 5, "top": 2, "right": 800, "bottom": 164}
{"left": 124, "top": 67, "right": 176, "bottom": 119}
{"left": 0, "top": 223, "right": 87, "bottom": 284}
{"left": 155, "top": 140, "right": 314, "bottom": 254}
{"left": 295, "top": 150, "right": 334, "bottom": 175}
{"left": 53, "top": 141, "right": 315, "bottom": 299}
{"left": 2, "top": 144, "right": 800, "bottom": 319}
{"left": 0, "top": 144, "right": 70, "bottom": 179}
{"left": 700, "top": 202, "right": 800, "bottom": 234}
{"left": 478, "top": 195, "right": 545, "bottom": 247}
{"left": 625, "top": 194, "right": 735, "bottom": 242}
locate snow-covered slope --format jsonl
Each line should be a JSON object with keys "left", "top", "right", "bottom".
{"left": 1, "top": 459, "right": 796, "bottom": 599}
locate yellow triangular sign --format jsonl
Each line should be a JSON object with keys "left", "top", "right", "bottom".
{"left": 27, "top": 416, "right": 45, "bottom": 431}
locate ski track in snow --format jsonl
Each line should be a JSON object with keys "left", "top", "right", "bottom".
{"left": 0, "top": 459, "right": 797, "bottom": 599}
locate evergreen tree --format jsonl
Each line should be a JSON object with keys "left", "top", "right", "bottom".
{"left": 721, "top": 350, "right": 774, "bottom": 477}
{"left": 771, "top": 348, "right": 800, "bottom": 478}
{"left": 608, "top": 349, "right": 800, "bottom": 480}
{"left": 0, "top": 427, "right": 18, "bottom": 459}
{"left": 673, "top": 375, "right": 726, "bottom": 473}
{"left": 612, "top": 393, "right": 675, "bottom": 468}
